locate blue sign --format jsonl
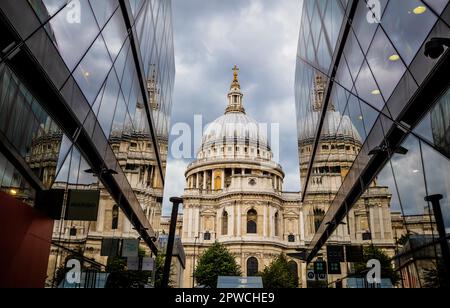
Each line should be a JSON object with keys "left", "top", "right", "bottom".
{"left": 217, "top": 276, "right": 263, "bottom": 289}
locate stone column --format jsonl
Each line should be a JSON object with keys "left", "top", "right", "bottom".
{"left": 269, "top": 207, "right": 274, "bottom": 237}
{"left": 300, "top": 262, "right": 307, "bottom": 288}
{"left": 237, "top": 203, "right": 241, "bottom": 236}
{"left": 216, "top": 211, "right": 220, "bottom": 239}
{"left": 369, "top": 207, "right": 375, "bottom": 238}
{"left": 379, "top": 206, "right": 385, "bottom": 239}
{"left": 221, "top": 170, "right": 225, "bottom": 189}
{"left": 230, "top": 206, "right": 234, "bottom": 237}
{"left": 195, "top": 173, "right": 199, "bottom": 189}
{"left": 194, "top": 207, "right": 200, "bottom": 238}
{"left": 97, "top": 202, "right": 105, "bottom": 232}
{"left": 299, "top": 211, "right": 304, "bottom": 241}
{"left": 263, "top": 204, "right": 268, "bottom": 238}
{"left": 187, "top": 207, "right": 192, "bottom": 239}
{"left": 203, "top": 171, "right": 207, "bottom": 190}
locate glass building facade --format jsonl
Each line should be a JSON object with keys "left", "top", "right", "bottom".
{"left": 296, "top": 0, "right": 450, "bottom": 287}
{"left": 0, "top": 0, "right": 174, "bottom": 287}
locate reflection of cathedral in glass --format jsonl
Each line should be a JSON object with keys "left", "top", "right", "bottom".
{"left": 296, "top": 0, "right": 450, "bottom": 288}
{"left": 431, "top": 88, "right": 450, "bottom": 156}
{"left": 0, "top": 0, "right": 179, "bottom": 288}
{"left": 43, "top": 77, "right": 169, "bottom": 283}
{"left": 299, "top": 73, "right": 395, "bottom": 248}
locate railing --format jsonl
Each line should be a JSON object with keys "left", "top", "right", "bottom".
{"left": 186, "top": 157, "right": 283, "bottom": 170}
{"left": 183, "top": 187, "right": 283, "bottom": 197}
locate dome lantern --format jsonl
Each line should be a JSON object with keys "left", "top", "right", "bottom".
{"left": 226, "top": 65, "right": 245, "bottom": 114}
{"left": 197, "top": 66, "right": 272, "bottom": 158}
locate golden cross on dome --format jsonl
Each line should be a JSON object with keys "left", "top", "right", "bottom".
{"left": 232, "top": 65, "right": 239, "bottom": 81}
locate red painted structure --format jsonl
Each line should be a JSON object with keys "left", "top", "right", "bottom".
{"left": 0, "top": 192, "right": 54, "bottom": 288}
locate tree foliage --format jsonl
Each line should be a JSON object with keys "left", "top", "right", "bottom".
{"left": 423, "top": 261, "right": 449, "bottom": 288}
{"left": 153, "top": 253, "right": 175, "bottom": 288}
{"left": 105, "top": 248, "right": 152, "bottom": 288}
{"left": 258, "top": 254, "right": 299, "bottom": 288}
{"left": 193, "top": 242, "right": 241, "bottom": 288}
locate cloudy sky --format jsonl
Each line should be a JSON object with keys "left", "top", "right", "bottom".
{"left": 162, "top": 0, "right": 303, "bottom": 214}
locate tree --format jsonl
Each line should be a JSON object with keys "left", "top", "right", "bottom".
{"left": 105, "top": 248, "right": 152, "bottom": 288}
{"left": 354, "top": 246, "right": 400, "bottom": 286}
{"left": 397, "top": 234, "right": 410, "bottom": 246}
{"left": 258, "top": 254, "right": 299, "bottom": 288}
{"left": 153, "top": 253, "right": 175, "bottom": 288}
{"left": 193, "top": 242, "right": 241, "bottom": 288}
{"left": 423, "top": 261, "right": 449, "bottom": 288}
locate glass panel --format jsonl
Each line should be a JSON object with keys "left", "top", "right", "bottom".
{"left": 381, "top": 0, "right": 438, "bottom": 65}
{"left": 414, "top": 86, "right": 450, "bottom": 157}
{"left": 73, "top": 35, "right": 113, "bottom": 104}
{"left": 96, "top": 71, "right": 120, "bottom": 137}
{"left": 0, "top": 152, "right": 36, "bottom": 205}
{"left": 46, "top": 0, "right": 100, "bottom": 71}
{"left": 366, "top": 28, "right": 407, "bottom": 101}
{"left": 354, "top": 60, "right": 385, "bottom": 111}
{"left": 88, "top": 0, "right": 118, "bottom": 28}
{"left": 101, "top": 8, "right": 128, "bottom": 61}
{"left": 421, "top": 141, "right": 450, "bottom": 231}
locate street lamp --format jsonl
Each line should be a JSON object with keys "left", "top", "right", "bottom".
{"left": 368, "top": 145, "right": 408, "bottom": 156}
{"left": 424, "top": 37, "right": 450, "bottom": 59}
{"left": 84, "top": 167, "right": 118, "bottom": 176}
{"left": 161, "top": 197, "right": 183, "bottom": 288}
{"left": 424, "top": 194, "right": 450, "bottom": 285}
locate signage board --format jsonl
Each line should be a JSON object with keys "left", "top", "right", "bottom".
{"left": 314, "top": 261, "right": 327, "bottom": 275}
{"left": 318, "top": 273, "right": 328, "bottom": 281}
{"left": 127, "top": 257, "right": 140, "bottom": 271}
{"left": 327, "top": 245, "right": 345, "bottom": 262}
{"left": 65, "top": 190, "right": 100, "bottom": 221}
{"left": 122, "top": 239, "right": 139, "bottom": 257}
{"left": 328, "top": 261, "right": 342, "bottom": 275}
{"left": 100, "top": 238, "right": 120, "bottom": 257}
{"left": 142, "top": 257, "right": 155, "bottom": 271}
{"left": 217, "top": 277, "right": 263, "bottom": 288}
{"left": 307, "top": 270, "right": 316, "bottom": 281}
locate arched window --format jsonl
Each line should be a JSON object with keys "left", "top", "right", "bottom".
{"left": 112, "top": 205, "right": 119, "bottom": 230}
{"left": 214, "top": 171, "right": 222, "bottom": 190}
{"left": 288, "top": 234, "right": 295, "bottom": 242}
{"left": 247, "top": 257, "right": 259, "bottom": 276}
{"left": 274, "top": 212, "right": 279, "bottom": 236}
{"left": 222, "top": 211, "right": 228, "bottom": 235}
{"left": 288, "top": 261, "right": 298, "bottom": 279}
{"left": 313, "top": 208, "right": 325, "bottom": 232}
{"left": 214, "top": 175, "right": 222, "bottom": 190}
{"left": 247, "top": 209, "right": 257, "bottom": 234}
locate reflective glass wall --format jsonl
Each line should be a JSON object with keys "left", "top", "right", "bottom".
{"left": 0, "top": 0, "right": 175, "bottom": 288}
{"left": 296, "top": 0, "right": 450, "bottom": 288}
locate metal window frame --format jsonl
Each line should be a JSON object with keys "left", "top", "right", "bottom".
{"left": 300, "top": 0, "right": 450, "bottom": 263}
{"left": 0, "top": 2, "right": 163, "bottom": 254}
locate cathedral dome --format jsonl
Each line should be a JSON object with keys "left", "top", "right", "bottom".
{"left": 201, "top": 112, "right": 268, "bottom": 148}
{"left": 198, "top": 66, "right": 271, "bottom": 155}
{"left": 299, "top": 111, "right": 362, "bottom": 143}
